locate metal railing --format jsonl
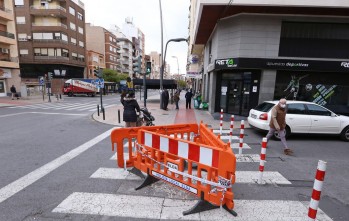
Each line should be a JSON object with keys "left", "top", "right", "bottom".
{"left": 34, "top": 56, "right": 69, "bottom": 61}
{"left": 32, "top": 23, "right": 67, "bottom": 29}
{"left": 32, "top": 39, "right": 69, "bottom": 44}
{"left": 0, "top": 30, "right": 15, "bottom": 39}
{"left": 30, "top": 5, "right": 66, "bottom": 12}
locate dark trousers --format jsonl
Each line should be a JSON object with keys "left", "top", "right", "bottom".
{"left": 175, "top": 100, "right": 179, "bottom": 109}
{"left": 186, "top": 99, "right": 191, "bottom": 109}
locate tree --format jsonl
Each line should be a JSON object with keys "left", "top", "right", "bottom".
{"left": 177, "top": 79, "right": 187, "bottom": 89}
{"left": 102, "top": 69, "right": 128, "bottom": 83}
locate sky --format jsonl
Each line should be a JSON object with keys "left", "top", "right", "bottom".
{"left": 83, "top": 0, "right": 190, "bottom": 76}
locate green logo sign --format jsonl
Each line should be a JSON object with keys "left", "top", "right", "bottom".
{"left": 228, "top": 59, "right": 234, "bottom": 65}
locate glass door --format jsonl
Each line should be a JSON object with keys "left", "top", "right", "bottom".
{"left": 0, "top": 80, "right": 5, "bottom": 96}
{"left": 227, "top": 80, "right": 243, "bottom": 114}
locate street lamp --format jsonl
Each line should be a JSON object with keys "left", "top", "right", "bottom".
{"left": 160, "top": 38, "right": 187, "bottom": 109}
{"left": 172, "top": 56, "right": 179, "bottom": 78}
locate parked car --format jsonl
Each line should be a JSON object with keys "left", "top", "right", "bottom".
{"left": 248, "top": 101, "right": 349, "bottom": 141}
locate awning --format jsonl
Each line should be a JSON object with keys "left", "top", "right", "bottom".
{"left": 133, "top": 79, "right": 177, "bottom": 89}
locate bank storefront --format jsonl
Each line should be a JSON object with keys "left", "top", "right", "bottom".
{"left": 214, "top": 58, "right": 349, "bottom": 116}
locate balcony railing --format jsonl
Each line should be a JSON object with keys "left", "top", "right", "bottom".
{"left": 34, "top": 55, "right": 69, "bottom": 61}
{"left": 32, "top": 23, "right": 67, "bottom": 29}
{"left": 0, "top": 30, "right": 15, "bottom": 39}
{"left": 30, "top": 5, "right": 66, "bottom": 12}
{"left": 33, "top": 39, "right": 69, "bottom": 44}
{"left": 0, "top": 6, "right": 12, "bottom": 13}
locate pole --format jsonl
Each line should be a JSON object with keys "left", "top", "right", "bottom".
{"left": 143, "top": 73, "right": 146, "bottom": 107}
{"left": 100, "top": 86, "right": 103, "bottom": 111}
{"left": 48, "top": 82, "right": 51, "bottom": 102}
{"left": 159, "top": 0, "right": 164, "bottom": 108}
{"left": 239, "top": 120, "right": 245, "bottom": 155}
{"left": 118, "top": 109, "right": 121, "bottom": 124}
{"left": 258, "top": 137, "right": 268, "bottom": 184}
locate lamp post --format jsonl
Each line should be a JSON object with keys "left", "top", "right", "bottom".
{"left": 172, "top": 56, "right": 179, "bottom": 79}
{"left": 160, "top": 38, "right": 187, "bottom": 109}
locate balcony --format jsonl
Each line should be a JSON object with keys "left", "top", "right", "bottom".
{"left": 34, "top": 55, "right": 69, "bottom": 61}
{"left": 32, "top": 23, "right": 68, "bottom": 31}
{"left": 122, "top": 52, "right": 129, "bottom": 58}
{"left": 32, "top": 39, "right": 69, "bottom": 45}
{"left": 122, "top": 60, "right": 129, "bottom": 66}
{"left": 0, "top": 30, "right": 16, "bottom": 45}
{"left": 0, "top": 6, "right": 13, "bottom": 21}
{"left": 122, "top": 45, "right": 129, "bottom": 50}
{"left": 0, "top": 54, "right": 19, "bottom": 68}
{"left": 30, "top": 5, "right": 67, "bottom": 18}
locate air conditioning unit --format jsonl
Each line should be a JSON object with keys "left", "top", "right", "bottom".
{"left": 1, "top": 48, "right": 9, "bottom": 54}
{"left": 27, "top": 36, "right": 32, "bottom": 40}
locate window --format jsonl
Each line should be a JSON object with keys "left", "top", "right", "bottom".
{"left": 48, "top": 48, "right": 55, "bottom": 56}
{"left": 14, "top": 0, "right": 24, "bottom": 6}
{"left": 70, "top": 22, "right": 76, "bottom": 31}
{"left": 62, "top": 49, "right": 69, "bottom": 57}
{"left": 62, "top": 34, "right": 68, "bottom": 42}
{"left": 72, "top": 52, "right": 78, "bottom": 60}
{"left": 306, "top": 104, "right": 331, "bottom": 116}
{"left": 19, "top": 49, "right": 28, "bottom": 55}
{"left": 69, "top": 7, "right": 75, "bottom": 16}
{"left": 16, "top": 16, "right": 25, "bottom": 24}
{"left": 54, "top": 33, "right": 61, "bottom": 40}
{"left": 77, "top": 12, "right": 83, "bottom": 20}
{"left": 109, "top": 36, "right": 113, "bottom": 42}
{"left": 43, "top": 33, "right": 53, "bottom": 39}
{"left": 78, "top": 27, "right": 83, "bottom": 34}
{"left": 71, "top": 37, "right": 76, "bottom": 45}
{"left": 34, "top": 48, "right": 40, "bottom": 56}
{"left": 18, "top": 33, "right": 27, "bottom": 41}
{"left": 287, "top": 103, "right": 306, "bottom": 114}
{"left": 79, "top": 41, "right": 84, "bottom": 47}
{"left": 78, "top": 54, "right": 85, "bottom": 62}
{"left": 110, "top": 46, "right": 113, "bottom": 52}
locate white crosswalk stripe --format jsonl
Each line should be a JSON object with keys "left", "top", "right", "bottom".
{"left": 6, "top": 102, "right": 114, "bottom": 112}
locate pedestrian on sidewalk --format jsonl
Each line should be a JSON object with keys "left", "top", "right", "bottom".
{"left": 120, "top": 89, "right": 127, "bottom": 106}
{"left": 173, "top": 90, "right": 180, "bottom": 109}
{"left": 185, "top": 89, "right": 193, "bottom": 109}
{"left": 10, "top": 85, "right": 18, "bottom": 100}
{"left": 123, "top": 91, "right": 140, "bottom": 127}
{"left": 265, "top": 98, "right": 293, "bottom": 155}
{"left": 162, "top": 89, "right": 169, "bottom": 110}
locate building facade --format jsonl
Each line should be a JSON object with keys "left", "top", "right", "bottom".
{"left": 0, "top": 0, "right": 20, "bottom": 97}
{"left": 149, "top": 51, "right": 161, "bottom": 79}
{"left": 189, "top": 0, "right": 349, "bottom": 116}
{"left": 117, "top": 37, "right": 132, "bottom": 75}
{"left": 85, "top": 23, "right": 119, "bottom": 73}
{"left": 14, "top": 0, "right": 86, "bottom": 92}
{"left": 86, "top": 50, "right": 104, "bottom": 79}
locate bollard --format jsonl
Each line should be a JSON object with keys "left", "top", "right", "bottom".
{"left": 220, "top": 109, "right": 223, "bottom": 135}
{"left": 97, "top": 104, "right": 100, "bottom": 116}
{"left": 102, "top": 107, "right": 105, "bottom": 120}
{"left": 239, "top": 120, "right": 245, "bottom": 155}
{"left": 258, "top": 137, "right": 267, "bottom": 184}
{"left": 308, "top": 160, "right": 327, "bottom": 220}
{"left": 59, "top": 94, "right": 62, "bottom": 99}
{"left": 229, "top": 115, "right": 234, "bottom": 145}
{"left": 118, "top": 109, "right": 121, "bottom": 124}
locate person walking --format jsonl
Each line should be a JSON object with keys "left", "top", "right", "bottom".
{"left": 173, "top": 90, "right": 180, "bottom": 109}
{"left": 162, "top": 89, "right": 169, "bottom": 110}
{"left": 185, "top": 89, "right": 193, "bottom": 109}
{"left": 123, "top": 91, "right": 140, "bottom": 127}
{"left": 10, "top": 85, "right": 18, "bottom": 100}
{"left": 266, "top": 98, "right": 293, "bottom": 155}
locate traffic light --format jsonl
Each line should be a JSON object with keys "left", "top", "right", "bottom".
{"left": 146, "top": 61, "right": 151, "bottom": 75}
{"left": 94, "top": 66, "right": 101, "bottom": 78}
{"left": 48, "top": 72, "right": 53, "bottom": 80}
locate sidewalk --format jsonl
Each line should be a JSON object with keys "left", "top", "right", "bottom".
{"left": 92, "top": 93, "right": 250, "bottom": 129}
{"left": 0, "top": 95, "right": 64, "bottom": 107}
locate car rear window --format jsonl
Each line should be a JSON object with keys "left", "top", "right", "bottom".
{"left": 254, "top": 102, "right": 275, "bottom": 112}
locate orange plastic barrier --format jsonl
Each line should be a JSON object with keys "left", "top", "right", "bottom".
{"left": 110, "top": 124, "right": 198, "bottom": 168}
{"left": 134, "top": 128, "right": 236, "bottom": 215}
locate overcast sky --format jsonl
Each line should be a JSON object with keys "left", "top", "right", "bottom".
{"left": 83, "top": 0, "right": 190, "bottom": 75}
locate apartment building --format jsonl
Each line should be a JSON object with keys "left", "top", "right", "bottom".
{"left": 85, "top": 23, "right": 119, "bottom": 76}
{"left": 117, "top": 37, "right": 132, "bottom": 75}
{"left": 149, "top": 51, "right": 161, "bottom": 79}
{"left": 14, "top": 0, "right": 86, "bottom": 89}
{"left": 189, "top": 0, "right": 349, "bottom": 116}
{"left": 0, "top": 0, "right": 20, "bottom": 97}
{"left": 86, "top": 50, "right": 104, "bottom": 79}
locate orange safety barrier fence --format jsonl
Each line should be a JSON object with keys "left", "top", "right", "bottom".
{"left": 136, "top": 129, "right": 236, "bottom": 215}
{"left": 110, "top": 124, "right": 199, "bottom": 168}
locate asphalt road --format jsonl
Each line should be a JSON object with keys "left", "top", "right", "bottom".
{"left": 0, "top": 95, "right": 348, "bottom": 220}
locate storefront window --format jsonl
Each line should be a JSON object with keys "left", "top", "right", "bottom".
{"left": 275, "top": 71, "right": 349, "bottom": 115}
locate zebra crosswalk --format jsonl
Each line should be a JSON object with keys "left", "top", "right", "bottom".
{"left": 51, "top": 132, "right": 333, "bottom": 220}
{"left": 7, "top": 102, "right": 115, "bottom": 112}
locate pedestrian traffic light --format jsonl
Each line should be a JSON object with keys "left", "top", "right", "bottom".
{"left": 48, "top": 72, "right": 53, "bottom": 80}
{"left": 146, "top": 61, "right": 151, "bottom": 75}
{"left": 94, "top": 66, "right": 101, "bottom": 78}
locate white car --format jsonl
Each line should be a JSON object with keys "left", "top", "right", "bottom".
{"left": 248, "top": 101, "right": 349, "bottom": 141}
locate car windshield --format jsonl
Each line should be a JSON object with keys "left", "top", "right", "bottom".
{"left": 254, "top": 102, "right": 275, "bottom": 112}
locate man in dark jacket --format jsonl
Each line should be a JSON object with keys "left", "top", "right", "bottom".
{"left": 123, "top": 91, "right": 140, "bottom": 127}
{"left": 162, "top": 89, "right": 169, "bottom": 110}
{"left": 10, "top": 85, "right": 18, "bottom": 100}
{"left": 185, "top": 89, "right": 193, "bottom": 109}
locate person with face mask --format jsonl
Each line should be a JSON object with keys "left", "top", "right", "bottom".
{"left": 266, "top": 98, "right": 293, "bottom": 155}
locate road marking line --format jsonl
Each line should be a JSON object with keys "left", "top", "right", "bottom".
{"left": 90, "top": 168, "right": 140, "bottom": 180}
{"left": 231, "top": 143, "right": 251, "bottom": 149}
{"left": 28, "top": 112, "right": 87, "bottom": 116}
{"left": 0, "top": 128, "right": 115, "bottom": 204}
{"left": 0, "top": 112, "right": 27, "bottom": 118}
{"left": 236, "top": 154, "right": 261, "bottom": 162}
{"left": 52, "top": 192, "right": 333, "bottom": 220}
{"left": 213, "top": 129, "right": 231, "bottom": 133}
{"left": 236, "top": 171, "right": 292, "bottom": 185}
{"left": 219, "top": 135, "right": 239, "bottom": 140}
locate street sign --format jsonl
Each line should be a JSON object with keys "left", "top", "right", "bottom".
{"left": 94, "top": 78, "right": 104, "bottom": 88}
{"left": 39, "top": 77, "right": 44, "bottom": 85}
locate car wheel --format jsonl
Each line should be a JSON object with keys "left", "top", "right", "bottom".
{"left": 273, "top": 126, "right": 291, "bottom": 140}
{"left": 340, "top": 126, "right": 349, "bottom": 142}
{"left": 68, "top": 92, "right": 73, "bottom": 97}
